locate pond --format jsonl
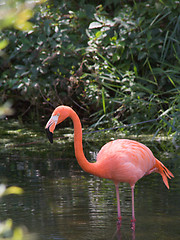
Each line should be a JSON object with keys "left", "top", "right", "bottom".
{"left": 0, "top": 120, "right": 179, "bottom": 240}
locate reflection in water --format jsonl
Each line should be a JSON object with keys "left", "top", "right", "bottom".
{"left": 111, "top": 222, "right": 136, "bottom": 240}
{"left": 131, "top": 222, "right": 135, "bottom": 240}
{"left": 0, "top": 138, "right": 179, "bottom": 240}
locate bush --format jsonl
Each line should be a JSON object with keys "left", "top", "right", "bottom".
{"left": 0, "top": 0, "right": 179, "bottom": 139}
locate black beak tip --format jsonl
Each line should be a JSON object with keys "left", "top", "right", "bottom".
{"left": 45, "top": 127, "right": 53, "bottom": 143}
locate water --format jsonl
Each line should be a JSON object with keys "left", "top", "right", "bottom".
{"left": 0, "top": 122, "right": 179, "bottom": 240}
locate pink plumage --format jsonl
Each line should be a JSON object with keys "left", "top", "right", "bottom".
{"left": 97, "top": 139, "right": 156, "bottom": 186}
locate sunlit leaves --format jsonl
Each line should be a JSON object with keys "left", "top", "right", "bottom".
{"left": 0, "top": 102, "right": 14, "bottom": 118}
{"left": 3, "top": 186, "right": 24, "bottom": 196}
{"left": 89, "top": 22, "right": 103, "bottom": 29}
{"left": 0, "top": 1, "right": 43, "bottom": 32}
{"left": 0, "top": 219, "right": 13, "bottom": 238}
{"left": 0, "top": 218, "right": 37, "bottom": 240}
{"left": 0, "top": 39, "right": 9, "bottom": 50}
{"left": 0, "top": 184, "right": 23, "bottom": 197}
{"left": 14, "top": 9, "right": 33, "bottom": 31}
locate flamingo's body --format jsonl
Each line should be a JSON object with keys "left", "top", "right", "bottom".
{"left": 96, "top": 139, "right": 156, "bottom": 185}
{"left": 45, "top": 106, "right": 174, "bottom": 226}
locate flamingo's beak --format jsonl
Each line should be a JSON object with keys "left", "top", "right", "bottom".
{"left": 45, "top": 114, "right": 59, "bottom": 144}
{"left": 45, "top": 127, "right": 53, "bottom": 143}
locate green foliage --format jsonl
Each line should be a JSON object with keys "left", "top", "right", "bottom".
{"left": 0, "top": 0, "right": 95, "bottom": 117}
{"left": 0, "top": 185, "right": 23, "bottom": 197}
{"left": 0, "top": 0, "right": 44, "bottom": 48}
{"left": 83, "top": 0, "right": 180, "bottom": 138}
{"left": 0, "top": 184, "right": 37, "bottom": 240}
{"left": 0, "top": 0, "right": 179, "bottom": 139}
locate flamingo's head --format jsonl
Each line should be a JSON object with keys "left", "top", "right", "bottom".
{"left": 45, "top": 106, "right": 70, "bottom": 143}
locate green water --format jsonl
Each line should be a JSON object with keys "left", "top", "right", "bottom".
{"left": 0, "top": 121, "right": 179, "bottom": 240}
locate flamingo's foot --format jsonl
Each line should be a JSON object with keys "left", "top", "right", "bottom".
{"left": 131, "top": 218, "right": 136, "bottom": 223}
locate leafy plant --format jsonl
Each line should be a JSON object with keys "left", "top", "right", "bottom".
{"left": 0, "top": 0, "right": 179, "bottom": 140}
{"left": 82, "top": 0, "right": 180, "bottom": 139}
{"left": 0, "top": 184, "right": 37, "bottom": 240}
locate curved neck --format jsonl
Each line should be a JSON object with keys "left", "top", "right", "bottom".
{"left": 69, "top": 109, "right": 97, "bottom": 176}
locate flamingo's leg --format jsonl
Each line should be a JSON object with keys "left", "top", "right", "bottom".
{"left": 115, "top": 184, "right": 122, "bottom": 224}
{"left": 131, "top": 184, "right": 136, "bottom": 231}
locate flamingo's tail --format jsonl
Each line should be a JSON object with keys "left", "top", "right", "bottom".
{"left": 155, "top": 158, "right": 174, "bottom": 189}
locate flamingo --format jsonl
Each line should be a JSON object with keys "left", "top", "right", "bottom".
{"left": 45, "top": 105, "right": 174, "bottom": 227}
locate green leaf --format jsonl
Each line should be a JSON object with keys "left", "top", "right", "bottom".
{"left": 0, "top": 39, "right": 9, "bottom": 50}
{"left": 14, "top": 9, "right": 33, "bottom": 31}
{"left": 101, "top": 87, "right": 106, "bottom": 114}
{"left": 95, "top": 31, "right": 103, "bottom": 38}
{"left": 89, "top": 22, "right": 102, "bottom": 29}
{"left": 44, "top": 20, "right": 51, "bottom": 37}
{"left": 4, "top": 186, "right": 24, "bottom": 195}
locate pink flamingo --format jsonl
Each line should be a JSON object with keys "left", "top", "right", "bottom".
{"left": 45, "top": 106, "right": 174, "bottom": 227}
